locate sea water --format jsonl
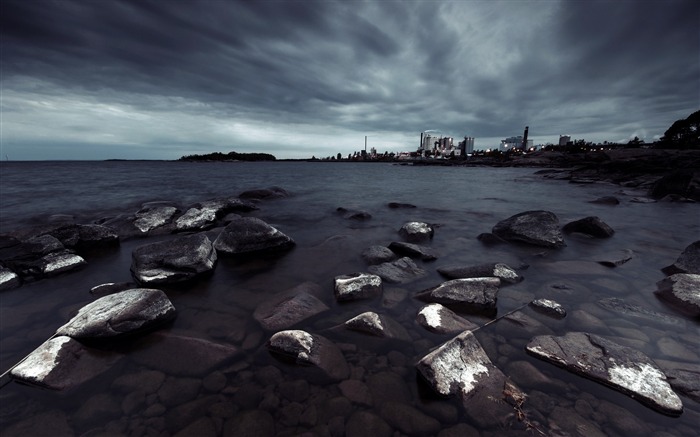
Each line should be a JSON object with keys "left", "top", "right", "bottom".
{"left": 0, "top": 161, "right": 698, "bottom": 436}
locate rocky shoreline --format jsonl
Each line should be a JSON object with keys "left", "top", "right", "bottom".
{"left": 0, "top": 160, "right": 699, "bottom": 436}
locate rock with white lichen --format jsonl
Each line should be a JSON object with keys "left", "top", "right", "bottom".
{"left": 131, "top": 233, "right": 217, "bottom": 285}
{"left": 526, "top": 331, "right": 683, "bottom": 416}
{"left": 437, "top": 262, "right": 522, "bottom": 284}
{"left": 655, "top": 273, "right": 700, "bottom": 317}
{"left": 415, "top": 277, "right": 500, "bottom": 315}
{"left": 334, "top": 272, "right": 382, "bottom": 301}
{"left": 416, "top": 303, "right": 479, "bottom": 334}
{"left": 0, "top": 267, "right": 20, "bottom": 290}
{"left": 398, "top": 221, "right": 434, "bottom": 243}
{"left": 267, "top": 330, "right": 349, "bottom": 382}
{"left": 175, "top": 198, "right": 257, "bottom": 231}
{"left": 344, "top": 311, "right": 411, "bottom": 340}
{"left": 529, "top": 298, "right": 567, "bottom": 319}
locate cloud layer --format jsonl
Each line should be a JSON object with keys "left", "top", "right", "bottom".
{"left": 2, "top": 0, "right": 698, "bottom": 159}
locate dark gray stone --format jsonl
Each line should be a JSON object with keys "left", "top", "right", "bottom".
{"left": 526, "top": 331, "right": 683, "bottom": 415}
{"left": 398, "top": 221, "right": 434, "bottom": 242}
{"left": 656, "top": 273, "right": 700, "bottom": 317}
{"left": 597, "top": 297, "right": 685, "bottom": 327}
{"left": 589, "top": 196, "right": 620, "bottom": 205}
{"left": 437, "top": 262, "right": 522, "bottom": 284}
{"left": 388, "top": 241, "right": 438, "bottom": 261}
{"left": 0, "top": 266, "right": 20, "bottom": 290}
{"left": 214, "top": 216, "right": 295, "bottom": 255}
{"left": 134, "top": 205, "right": 178, "bottom": 233}
{"left": 562, "top": 216, "right": 615, "bottom": 238}
{"left": 334, "top": 272, "right": 382, "bottom": 301}
{"left": 131, "top": 233, "right": 217, "bottom": 285}
{"left": 378, "top": 401, "right": 441, "bottom": 436}
{"left": 253, "top": 282, "right": 329, "bottom": 330}
{"left": 416, "top": 303, "right": 479, "bottom": 334}
{"left": 56, "top": 288, "right": 176, "bottom": 338}
{"left": 649, "top": 169, "right": 694, "bottom": 199}
{"left": 595, "top": 249, "right": 634, "bottom": 267}
{"left": 336, "top": 207, "right": 372, "bottom": 220}
{"left": 529, "top": 298, "right": 566, "bottom": 319}
{"left": 344, "top": 311, "right": 411, "bottom": 340}
{"left": 223, "top": 409, "right": 275, "bottom": 437}
{"left": 238, "top": 186, "right": 289, "bottom": 200}
{"left": 415, "top": 277, "right": 499, "bottom": 314}
{"left": 175, "top": 198, "right": 256, "bottom": 231}
{"left": 266, "top": 330, "right": 349, "bottom": 382}
{"left": 345, "top": 411, "right": 392, "bottom": 437}
{"left": 663, "top": 240, "right": 700, "bottom": 275}
{"left": 492, "top": 210, "right": 566, "bottom": 248}
{"left": 361, "top": 245, "right": 397, "bottom": 264}
{"left": 367, "top": 256, "right": 427, "bottom": 284}
{"left": 47, "top": 224, "right": 120, "bottom": 252}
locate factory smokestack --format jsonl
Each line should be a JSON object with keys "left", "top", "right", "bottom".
{"left": 521, "top": 126, "right": 529, "bottom": 150}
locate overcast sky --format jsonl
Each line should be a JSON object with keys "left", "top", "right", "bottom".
{"left": 1, "top": 0, "right": 698, "bottom": 160}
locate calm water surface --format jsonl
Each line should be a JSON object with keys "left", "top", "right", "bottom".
{"left": 0, "top": 161, "right": 698, "bottom": 436}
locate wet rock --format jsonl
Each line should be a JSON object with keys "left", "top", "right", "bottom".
{"left": 40, "top": 252, "right": 87, "bottom": 276}
{"left": 361, "top": 245, "right": 397, "bottom": 264}
{"left": 663, "top": 240, "right": 700, "bottom": 274}
{"left": 595, "top": 248, "right": 634, "bottom": 267}
{"left": 388, "top": 241, "right": 438, "bottom": 261}
{"left": 10, "top": 336, "right": 120, "bottom": 390}
{"left": 526, "top": 331, "right": 683, "bottom": 415}
{"left": 131, "top": 332, "right": 240, "bottom": 377}
{"left": 73, "top": 393, "right": 123, "bottom": 430}
{"left": 529, "top": 298, "right": 566, "bottom": 319}
{"left": 368, "top": 256, "right": 427, "bottom": 284}
{"left": 131, "top": 233, "right": 217, "bottom": 285}
{"left": 492, "top": 210, "right": 566, "bottom": 248}
{"left": 415, "top": 277, "right": 499, "bottom": 314}
{"left": 0, "top": 234, "right": 86, "bottom": 280}
{"left": 334, "top": 272, "right": 382, "bottom": 301}
{"left": 339, "top": 379, "right": 373, "bottom": 406}
{"left": 345, "top": 411, "right": 392, "bottom": 437}
{"left": 134, "top": 205, "right": 178, "bottom": 233}
{"left": 598, "top": 400, "right": 653, "bottom": 436}
{"left": 597, "top": 297, "right": 685, "bottom": 327}
{"left": 437, "top": 262, "right": 522, "bottom": 284}
{"left": 649, "top": 169, "right": 694, "bottom": 199}
{"left": 253, "top": 282, "right": 329, "bottom": 330}
{"left": 47, "top": 224, "right": 120, "bottom": 252}
{"left": 379, "top": 401, "right": 441, "bottom": 436}
{"left": 176, "top": 198, "right": 256, "bottom": 231}
{"left": 549, "top": 406, "right": 605, "bottom": 437}
{"left": 656, "top": 273, "right": 700, "bottom": 316}
{"left": 0, "top": 234, "right": 64, "bottom": 263}
{"left": 416, "top": 303, "right": 479, "bottom": 334}
{"left": 112, "top": 369, "right": 166, "bottom": 394}
{"left": 662, "top": 365, "right": 700, "bottom": 402}
{"left": 337, "top": 207, "right": 372, "bottom": 220}
{"left": 0, "top": 266, "right": 20, "bottom": 290}
{"left": 388, "top": 202, "right": 416, "bottom": 209}
{"left": 89, "top": 281, "right": 137, "bottom": 296}
{"left": 266, "top": 330, "right": 349, "bottom": 381}
{"left": 2, "top": 410, "right": 74, "bottom": 437}
{"left": 56, "top": 288, "right": 176, "bottom": 339}
{"left": 476, "top": 232, "right": 506, "bottom": 245}
{"left": 223, "top": 409, "right": 275, "bottom": 437}
{"left": 398, "top": 221, "right": 434, "bottom": 243}
{"left": 214, "top": 216, "right": 295, "bottom": 256}
{"left": 562, "top": 216, "right": 615, "bottom": 238}
{"left": 344, "top": 311, "right": 411, "bottom": 340}
{"left": 589, "top": 196, "right": 620, "bottom": 205}
{"left": 238, "top": 186, "right": 289, "bottom": 200}
{"left": 367, "top": 371, "right": 412, "bottom": 404}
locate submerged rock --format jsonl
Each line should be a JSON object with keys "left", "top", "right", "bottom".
{"left": 56, "top": 288, "right": 176, "bottom": 339}
{"left": 368, "top": 257, "right": 427, "bottom": 284}
{"left": 595, "top": 249, "right": 634, "bottom": 267}
{"left": 529, "top": 298, "right": 566, "bottom": 319}
{"left": 398, "top": 221, "right": 434, "bottom": 243}
{"left": 656, "top": 273, "right": 700, "bottom": 317}
{"left": 344, "top": 311, "right": 411, "bottom": 340}
{"left": 10, "top": 336, "right": 120, "bottom": 390}
{"left": 214, "top": 217, "right": 295, "bottom": 256}
{"left": 131, "top": 233, "right": 217, "bottom": 285}
{"left": 267, "top": 330, "right": 349, "bottom": 381}
{"left": 238, "top": 186, "right": 289, "bottom": 200}
{"left": 437, "top": 262, "right": 522, "bottom": 284}
{"left": 415, "top": 277, "right": 500, "bottom": 314}
{"left": 388, "top": 241, "right": 438, "bottom": 261}
{"left": 416, "top": 303, "right": 479, "bottom": 334}
{"left": 361, "top": 245, "right": 397, "bottom": 265}
{"left": 597, "top": 297, "right": 685, "bottom": 327}
{"left": 492, "top": 210, "right": 566, "bottom": 248}
{"left": 562, "top": 216, "right": 615, "bottom": 238}
{"left": 663, "top": 240, "right": 700, "bottom": 275}
{"left": 336, "top": 207, "right": 372, "bottom": 220}
{"left": 334, "top": 273, "right": 382, "bottom": 301}
{"left": 253, "top": 282, "right": 329, "bottom": 330}
{"left": 589, "top": 196, "right": 620, "bottom": 205}
{"left": 526, "top": 331, "right": 683, "bottom": 415}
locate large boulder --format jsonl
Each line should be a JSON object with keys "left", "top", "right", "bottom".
{"left": 131, "top": 233, "right": 217, "bottom": 285}
{"left": 562, "top": 216, "right": 615, "bottom": 238}
{"left": 649, "top": 169, "right": 694, "bottom": 199}
{"left": 175, "top": 198, "right": 257, "bottom": 231}
{"left": 663, "top": 240, "right": 700, "bottom": 275}
{"left": 134, "top": 205, "right": 178, "bottom": 233}
{"left": 415, "top": 277, "right": 500, "bottom": 315}
{"left": 47, "top": 224, "right": 120, "bottom": 252}
{"left": 416, "top": 303, "right": 479, "bottom": 334}
{"left": 253, "top": 282, "right": 329, "bottom": 330}
{"left": 267, "top": 330, "right": 349, "bottom": 381}
{"left": 492, "top": 210, "right": 566, "bottom": 248}
{"left": 334, "top": 273, "right": 382, "bottom": 301}
{"left": 0, "top": 234, "right": 86, "bottom": 281}
{"left": 437, "top": 262, "right": 522, "bottom": 284}
{"left": 367, "top": 257, "right": 427, "bottom": 284}
{"left": 10, "top": 336, "right": 121, "bottom": 390}
{"left": 656, "top": 273, "right": 700, "bottom": 317}
{"left": 398, "top": 222, "right": 434, "bottom": 243}
{"left": 214, "top": 217, "right": 295, "bottom": 256}
{"left": 526, "top": 332, "right": 683, "bottom": 415}
{"left": 388, "top": 241, "right": 438, "bottom": 261}
{"left": 56, "top": 288, "right": 176, "bottom": 339}
{"left": 344, "top": 311, "right": 411, "bottom": 341}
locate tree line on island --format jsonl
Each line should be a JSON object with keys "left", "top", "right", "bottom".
{"left": 178, "top": 151, "right": 276, "bottom": 162}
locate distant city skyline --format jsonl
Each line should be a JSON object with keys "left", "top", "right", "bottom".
{"left": 1, "top": 0, "right": 698, "bottom": 160}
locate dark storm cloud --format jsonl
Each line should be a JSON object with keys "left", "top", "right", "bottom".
{"left": 1, "top": 0, "right": 698, "bottom": 159}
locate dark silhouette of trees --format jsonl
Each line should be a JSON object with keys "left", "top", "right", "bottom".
{"left": 179, "top": 151, "right": 276, "bottom": 162}
{"left": 657, "top": 110, "right": 700, "bottom": 149}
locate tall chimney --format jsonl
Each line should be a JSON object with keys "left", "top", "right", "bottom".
{"left": 420, "top": 132, "right": 423, "bottom": 150}
{"left": 522, "top": 126, "right": 529, "bottom": 150}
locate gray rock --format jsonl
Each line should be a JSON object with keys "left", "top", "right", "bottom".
{"left": 0, "top": 234, "right": 86, "bottom": 280}
{"left": 416, "top": 303, "right": 479, "bottom": 334}
{"left": 46, "top": 224, "right": 120, "bottom": 252}
{"left": 334, "top": 272, "right": 382, "bottom": 301}
{"left": 437, "top": 262, "right": 522, "bottom": 284}
{"left": 589, "top": 196, "right": 620, "bottom": 205}
{"left": 398, "top": 221, "right": 434, "bottom": 242}
{"left": 415, "top": 277, "right": 499, "bottom": 314}
{"left": 388, "top": 202, "right": 416, "bottom": 209}
{"left": 492, "top": 210, "right": 566, "bottom": 248}
{"left": 0, "top": 267, "right": 20, "bottom": 290}
{"left": 131, "top": 233, "right": 217, "bottom": 285}
{"left": 238, "top": 186, "right": 289, "bottom": 200}
{"left": 378, "top": 401, "right": 441, "bottom": 436}
{"left": 345, "top": 411, "right": 392, "bottom": 437}
{"left": 40, "top": 252, "right": 87, "bottom": 276}
{"left": 526, "top": 331, "right": 683, "bottom": 415}
{"left": 253, "top": 282, "right": 329, "bottom": 330}
{"left": 176, "top": 198, "right": 256, "bottom": 231}
{"left": 267, "top": 330, "right": 349, "bottom": 381}
{"left": 344, "top": 311, "right": 411, "bottom": 340}
{"left": 339, "top": 379, "right": 373, "bottom": 406}
{"left": 56, "top": 288, "right": 176, "bottom": 338}
{"left": 214, "top": 217, "right": 295, "bottom": 255}
{"left": 656, "top": 273, "right": 700, "bottom": 316}
{"left": 595, "top": 248, "right": 634, "bottom": 267}
{"left": 134, "top": 205, "right": 178, "bottom": 233}
{"left": 10, "top": 336, "right": 120, "bottom": 390}
{"left": 337, "top": 207, "right": 372, "bottom": 220}
{"left": 368, "top": 256, "right": 427, "bottom": 284}
{"left": 529, "top": 298, "right": 566, "bottom": 319}
{"left": 562, "top": 216, "right": 615, "bottom": 238}
{"left": 361, "top": 245, "right": 397, "bottom": 264}
{"left": 597, "top": 297, "right": 685, "bottom": 327}
{"left": 89, "top": 281, "right": 137, "bottom": 296}
{"left": 663, "top": 240, "right": 700, "bottom": 274}
{"left": 388, "top": 241, "right": 438, "bottom": 261}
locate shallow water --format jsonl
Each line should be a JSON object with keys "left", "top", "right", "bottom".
{"left": 0, "top": 161, "right": 698, "bottom": 436}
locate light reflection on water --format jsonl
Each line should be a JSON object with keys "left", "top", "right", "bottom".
{"left": 0, "top": 161, "right": 698, "bottom": 435}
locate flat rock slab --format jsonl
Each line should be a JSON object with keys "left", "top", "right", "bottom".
{"left": 134, "top": 205, "right": 178, "bottom": 233}
{"left": 597, "top": 297, "right": 685, "bottom": 327}
{"left": 253, "top": 282, "right": 329, "bottom": 330}
{"left": 416, "top": 303, "right": 479, "bottom": 334}
{"left": 663, "top": 240, "right": 700, "bottom": 275}
{"left": 415, "top": 277, "right": 500, "bottom": 315}
{"left": 175, "top": 198, "right": 257, "bottom": 231}
{"left": 529, "top": 298, "right": 567, "bottom": 319}
{"left": 10, "top": 336, "right": 121, "bottom": 390}
{"left": 388, "top": 241, "right": 438, "bottom": 261}
{"left": 526, "top": 331, "right": 683, "bottom": 416}
{"left": 398, "top": 222, "right": 434, "bottom": 243}
{"left": 562, "top": 216, "right": 615, "bottom": 238}
{"left": 267, "top": 330, "right": 349, "bottom": 382}
{"left": 595, "top": 249, "right": 634, "bottom": 267}
{"left": 40, "top": 252, "right": 87, "bottom": 276}
{"left": 656, "top": 273, "right": 700, "bottom": 317}
{"left": 47, "top": 224, "right": 120, "bottom": 252}
{"left": 334, "top": 273, "right": 382, "bottom": 301}
{"left": 492, "top": 210, "right": 566, "bottom": 248}
{"left": 131, "top": 233, "right": 217, "bottom": 285}
{"left": 214, "top": 216, "right": 295, "bottom": 255}
{"left": 0, "top": 267, "right": 20, "bottom": 290}
{"left": 56, "top": 288, "right": 176, "bottom": 339}
{"left": 368, "top": 257, "right": 427, "bottom": 284}
{"left": 437, "top": 262, "right": 522, "bottom": 284}
{"left": 344, "top": 311, "right": 411, "bottom": 341}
